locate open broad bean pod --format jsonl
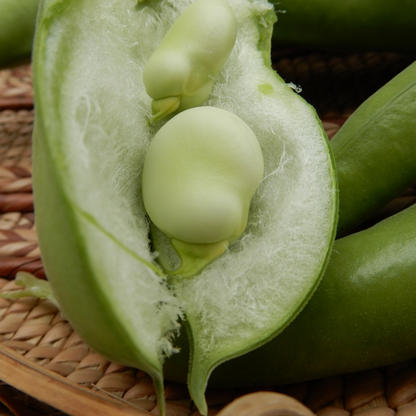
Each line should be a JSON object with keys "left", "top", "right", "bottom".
{"left": 32, "top": 0, "right": 337, "bottom": 414}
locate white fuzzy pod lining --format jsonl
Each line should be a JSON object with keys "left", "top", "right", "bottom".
{"left": 42, "top": 0, "right": 336, "bottom": 364}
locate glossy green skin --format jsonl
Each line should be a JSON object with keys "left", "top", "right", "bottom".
{"left": 165, "top": 203, "right": 416, "bottom": 385}
{"left": 332, "top": 60, "right": 416, "bottom": 237}
{"left": 271, "top": 0, "right": 416, "bottom": 53}
{"left": 2, "top": 0, "right": 415, "bottom": 69}
{"left": 0, "top": 0, "right": 39, "bottom": 67}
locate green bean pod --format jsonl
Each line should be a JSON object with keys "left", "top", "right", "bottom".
{"left": 32, "top": 0, "right": 337, "bottom": 413}
{"left": 271, "top": 0, "right": 416, "bottom": 53}
{"left": 165, "top": 202, "right": 416, "bottom": 385}
{"left": 331, "top": 60, "right": 416, "bottom": 237}
{"left": 0, "top": 0, "right": 39, "bottom": 68}
{"left": 2, "top": 0, "right": 416, "bottom": 69}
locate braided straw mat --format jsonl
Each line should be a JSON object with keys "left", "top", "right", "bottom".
{"left": 1, "top": 51, "right": 416, "bottom": 416}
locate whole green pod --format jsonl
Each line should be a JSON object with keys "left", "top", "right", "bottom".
{"left": 331, "top": 60, "right": 416, "bottom": 237}
{"left": 165, "top": 202, "right": 416, "bottom": 385}
{"left": 271, "top": 0, "right": 416, "bottom": 53}
{"left": 0, "top": 0, "right": 40, "bottom": 67}
{"left": 2, "top": 0, "right": 416, "bottom": 69}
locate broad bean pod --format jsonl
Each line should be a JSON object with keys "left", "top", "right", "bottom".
{"left": 3, "top": 0, "right": 416, "bottom": 70}
{"left": 271, "top": 0, "right": 416, "bottom": 53}
{"left": 0, "top": 0, "right": 39, "bottom": 68}
{"left": 32, "top": 0, "right": 337, "bottom": 414}
{"left": 331, "top": 60, "right": 416, "bottom": 237}
{"left": 165, "top": 202, "right": 416, "bottom": 385}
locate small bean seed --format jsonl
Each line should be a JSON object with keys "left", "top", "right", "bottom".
{"left": 143, "top": 0, "right": 237, "bottom": 123}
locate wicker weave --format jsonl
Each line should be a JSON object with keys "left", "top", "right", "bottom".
{"left": 1, "top": 55, "right": 416, "bottom": 416}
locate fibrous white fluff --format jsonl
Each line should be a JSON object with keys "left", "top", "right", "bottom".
{"left": 149, "top": 0, "right": 335, "bottom": 362}
{"left": 49, "top": 0, "right": 335, "bottom": 366}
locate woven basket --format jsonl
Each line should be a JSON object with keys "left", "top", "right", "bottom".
{"left": 0, "top": 51, "right": 416, "bottom": 416}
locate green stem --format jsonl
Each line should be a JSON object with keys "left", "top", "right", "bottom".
{"left": 170, "top": 238, "right": 229, "bottom": 278}
{"left": 149, "top": 96, "right": 180, "bottom": 124}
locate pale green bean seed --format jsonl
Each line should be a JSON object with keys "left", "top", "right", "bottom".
{"left": 143, "top": 0, "right": 237, "bottom": 123}
{"left": 142, "top": 107, "right": 264, "bottom": 277}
